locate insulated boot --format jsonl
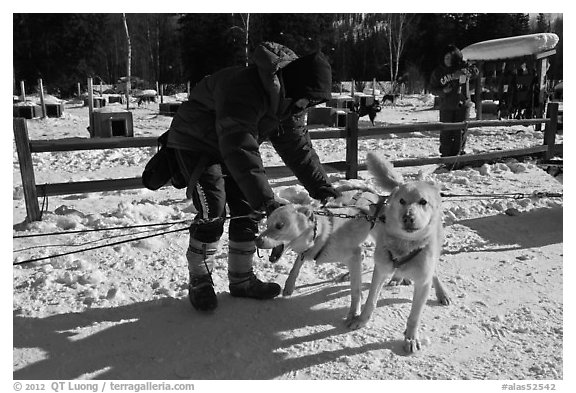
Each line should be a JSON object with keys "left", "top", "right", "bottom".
{"left": 188, "top": 274, "right": 218, "bottom": 311}
{"left": 187, "top": 239, "right": 219, "bottom": 311}
{"left": 227, "top": 240, "right": 281, "bottom": 300}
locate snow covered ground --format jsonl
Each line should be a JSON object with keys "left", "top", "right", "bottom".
{"left": 11, "top": 95, "right": 565, "bottom": 382}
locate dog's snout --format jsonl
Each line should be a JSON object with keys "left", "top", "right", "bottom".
{"left": 255, "top": 236, "right": 265, "bottom": 248}
{"left": 403, "top": 212, "right": 415, "bottom": 226}
{"left": 255, "top": 234, "right": 281, "bottom": 249}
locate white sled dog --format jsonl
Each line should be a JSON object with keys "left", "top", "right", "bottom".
{"left": 255, "top": 185, "right": 381, "bottom": 322}
{"left": 347, "top": 152, "right": 451, "bottom": 353}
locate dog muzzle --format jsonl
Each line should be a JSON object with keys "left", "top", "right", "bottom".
{"left": 255, "top": 235, "right": 278, "bottom": 249}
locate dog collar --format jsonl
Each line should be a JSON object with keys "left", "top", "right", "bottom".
{"left": 389, "top": 247, "right": 424, "bottom": 268}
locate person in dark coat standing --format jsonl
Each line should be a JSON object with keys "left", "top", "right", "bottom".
{"left": 165, "top": 42, "right": 341, "bottom": 312}
{"left": 429, "top": 44, "right": 475, "bottom": 162}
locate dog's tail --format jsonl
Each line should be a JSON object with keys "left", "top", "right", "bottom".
{"left": 366, "top": 153, "right": 404, "bottom": 191}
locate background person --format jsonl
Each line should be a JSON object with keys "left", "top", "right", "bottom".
{"left": 429, "top": 44, "right": 476, "bottom": 165}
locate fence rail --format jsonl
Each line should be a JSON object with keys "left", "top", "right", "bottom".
{"left": 14, "top": 103, "right": 560, "bottom": 222}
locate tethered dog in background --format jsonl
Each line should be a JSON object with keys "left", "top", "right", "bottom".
{"left": 351, "top": 99, "right": 382, "bottom": 125}
{"left": 381, "top": 93, "right": 400, "bottom": 107}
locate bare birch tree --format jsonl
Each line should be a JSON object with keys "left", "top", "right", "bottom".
{"left": 385, "top": 14, "right": 416, "bottom": 88}
{"left": 231, "top": 13, "right": 250, "bottom": 66}
{"left": 122, "top": 13, "right": 131, "bottom": 109}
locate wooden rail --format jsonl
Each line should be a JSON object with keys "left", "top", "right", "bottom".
{"left": 14, "top": 103, "right": 560, "bottom": 222}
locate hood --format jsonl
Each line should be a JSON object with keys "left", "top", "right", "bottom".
{"left": 442, "top": 44, "right": 466, "bottom": 69}
{"left": 280, "top": 51, "right": 332, "bottom": 104}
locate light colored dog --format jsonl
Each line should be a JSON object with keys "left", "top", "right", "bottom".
{"left": 346, "top": 153, "right": 451, "bottom": 353}
{"left": 255, "top": 186, "right": 381, "bottom": 322}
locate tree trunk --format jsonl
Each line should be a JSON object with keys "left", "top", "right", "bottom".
{"left": 122, "top": 13, "right": 131, "bottom": 110}
{"left": 244, "top": 14, "right": 250, "bottom": 66}
{"left": 146, "top": 17, "right": 156, "bottom": 82}
{"left": 156, "top": 19, "right": 161, "bottom": 83}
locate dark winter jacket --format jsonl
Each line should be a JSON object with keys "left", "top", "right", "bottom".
{"left": 166, "top": 42, "right": 334, "bottom": 212}
{"left": 429, "top": 46, "right": 472, "bottom": 111}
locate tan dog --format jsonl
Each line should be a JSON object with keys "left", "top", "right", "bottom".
{"left": 255, "top": 187, "right": 381, "bottom": 322}
{"left": 346, "top": 153, "right": 451, "bottom": 353}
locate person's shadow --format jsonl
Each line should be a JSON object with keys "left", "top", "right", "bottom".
{"left": 445, "top": 206, "right": 562, "bottom": 254}
{"left": 14, "top": 281, "right": 408, "bottom": 380}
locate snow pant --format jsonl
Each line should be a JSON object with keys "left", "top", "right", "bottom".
{"left": 439, "top": 106, "right": 468, "bottom": 157}
{"left": 173, "top": 149, "right": 259, "bottom": 244}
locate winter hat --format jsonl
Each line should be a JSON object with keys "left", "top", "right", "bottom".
{"left": 281, "top": 51, "right": 332, "bottom": 103}
{"left": 442, "top": 44, "right": 465, "bottom": 68}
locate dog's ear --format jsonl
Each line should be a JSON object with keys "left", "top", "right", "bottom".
{"left": 295, "top": 205, "right": 314, "bottom": 220}
{"left": 423, "top": 181, "right": 442, "bottom": 195}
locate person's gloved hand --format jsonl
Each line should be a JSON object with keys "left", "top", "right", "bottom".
{"left": 312, "top": 185, "right": 342, "bottom": 205}
{"left": 264, "top": 199, "right": 283, "bottom": 216}
{"left": 252, "top": 199, "right": 283, "bottom": 220}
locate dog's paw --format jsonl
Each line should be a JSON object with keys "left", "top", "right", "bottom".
{"left": 345, "top": 315, "right": 368, "bottom": 330}
{"left": 387, "top": 277, "right": 412, "bottom": 286}
{"left": 438, "top": 294, "right": 451, "bottom": 306}
{"left": 282, "top": 287, "right": 294, "bottom": 297}
{"left": 403, "top": 337, "right": 423, "bottom": 353}
{"left": 335, "top": 272, "right": 350, "bottom": 283}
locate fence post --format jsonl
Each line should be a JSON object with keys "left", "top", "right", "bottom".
{"left": 38, "top": 78, "right": 46, "bottom": 118}
{"left": 543, "top": 102, "right": 558, "bottom": 161}
{"left": 20, "top": 80, "right": 26, "bottom": 102}
{"left": 13, "top": 118, "right": 42, "bottom": 222}
{"left": 474, "top": 61, "right": 483, "bottom": 120}
{"left": 87, "top": 77, "right": 94, "bottom": 137}
{"left": 345, "top": 111, "right": 359, "bottom": 179}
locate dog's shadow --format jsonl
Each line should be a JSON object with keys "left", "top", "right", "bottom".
{"left": 14, "top": 282, "right": 405, "bottom": 380}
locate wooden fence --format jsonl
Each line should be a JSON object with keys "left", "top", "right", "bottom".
{"left": 13, "top": 103, "right": 560, "bottom": 222}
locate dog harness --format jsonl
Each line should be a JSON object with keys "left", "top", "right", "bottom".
{"left": 388, "top": 247, "right": 424, "bottom": 269}
{"left": 310, "top": 211, "right": 330, "bottom": 261}
{"left": 368, "top": 196, "right": 388, "bottom": 229}
{"left": 297, "top": 209, "right": 332, "bottom": 261}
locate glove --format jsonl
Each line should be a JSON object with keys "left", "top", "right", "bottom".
{"left": 252, "top": 199, "right": 283, "bottom": 220}
{"left": 264, "top": 199, "right": 283, "bottom": 216}
{"left": 312, "top": 185, "right": 342, "bottom": 205}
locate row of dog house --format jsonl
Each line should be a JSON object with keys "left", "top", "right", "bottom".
{"left": 12, "top": 94, "right": 375, "bottom": 138}
{"left": 12, "top": 100, "right": 183, "bottom": 138}
{"left": 12, "top": 96, "right": 118, "bottom": 119}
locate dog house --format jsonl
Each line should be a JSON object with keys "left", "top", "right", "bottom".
{"left": 107, "top": 95, "right": 123, "bottom": 104}
{"left": 45, "top": 103, "right": 65, "bottom": 118}
{"left": 84, "top": 97, "right": 106, "bottom": 108}
{"left": 327, "top": 96, "right": 355, "bottom": 110}
{"left": 13, "top": 104, "right": 42, "bottom": 119}
{"left": 333, "top": 109, "right": 349, "bottom": 127}
{"left": 462, "top": 33, "right": 559, "bottom": 120}
{"left": 306, "top": 107, "right": 350, "bottom": 127}
{"left": 307, "top": 107, "right": 334, "bottom": 126}
{"left": 90, "top": 111, "right": 134, "bottom": 138}
{"left": 159, "top": 102, "right": 182, "bottom": 116}
{"left": 353, "top": 93, "right": 375, "bottom": 108}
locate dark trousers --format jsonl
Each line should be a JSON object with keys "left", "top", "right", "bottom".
{"left": 439, "top": 107, "right": 468, "bottom": 157}
{"left": 174, "top": 149, "right": 259, "bottom": 243}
